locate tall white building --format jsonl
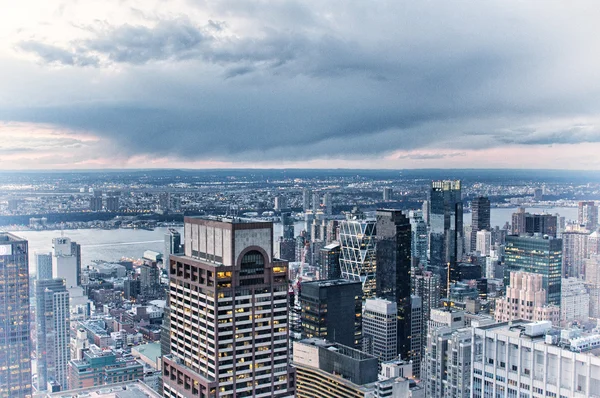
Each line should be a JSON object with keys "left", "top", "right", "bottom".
{"left": 339, "top": 214, "right": 377, "bottom": 298}
{"left": 363, "top": 298, "right": 398, "bottom": 363}
{"left": 162, "top": 217, "right": 295, "bottom": 398}
{"left": 36, "top": 252, "right": 53, "bottom": 280}
{"left": 471, "top": 320, "right": 600, "bottom": 398}
{"left": 561, "top": 277, "right": 589, "bottom": 326}
{"left": 51, "top": 237, "right": 80, "bottom": 288}
{"left": 475, "top": 230, "right": 492, "bottom": 256}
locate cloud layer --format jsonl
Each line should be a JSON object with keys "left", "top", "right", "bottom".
{"left": 2, "top": 0, "right": 600, "bottom": 169}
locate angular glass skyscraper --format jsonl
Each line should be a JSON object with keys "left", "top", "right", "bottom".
{"left": 0, "top": 232, "right": 32, "bottom": 397}
{"left": 339, "top": 214, "right": 377, "bottom": 298}
{"left": 471, "top": 196, "right": 491, "bottom": 251}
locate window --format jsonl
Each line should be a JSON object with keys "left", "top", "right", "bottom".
{"left": 240, "top": 251, "right": 265, "bottom": 276}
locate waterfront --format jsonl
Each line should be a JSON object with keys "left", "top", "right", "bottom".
{"left": 14, "top": 206, "right": 579, "bottom": 275}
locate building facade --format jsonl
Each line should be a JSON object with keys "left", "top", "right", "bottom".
{"left": 471, "top": 196, "right": 491, "bottom": 251}
{"left": 362, "top": 298, "right": 397, "bottom": 363}
{"left": 339, "top": 215, "right": 377, "bottom": 298}
{"left": 35, "top": 278, "right": 70, "bottom": 392}
{"left": 0, "top": 233, "right": 32, "bottom": 397}
{"left": 162, "top": 217, "right": 295, "bottom": 398}
{"left": 504, "top": 234, "right": 563, "bottom": 306}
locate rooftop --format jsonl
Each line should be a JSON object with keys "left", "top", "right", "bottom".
{"left": 301, "top": 278, "right": 361, "bottom": 288}
{"left": 45, "top": 381, "right": 160, "bottom": 398}
{"left": 298, "top": 338, "right": 376, "bottom": 362}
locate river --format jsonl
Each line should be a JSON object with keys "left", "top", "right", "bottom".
{"left": 15, "top": 206, "right": 578, "bottom": 275}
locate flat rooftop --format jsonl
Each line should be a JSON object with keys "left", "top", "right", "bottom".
{"left": 185, "top": 215, "right": 271, "bottom": 224}
{"left": 298, "top": 338, "right": 376, "bottom": 361}
{"left": 45, "top": 381, "right": 160, "bottom": 398}
{"left": 301, "top": 278, "right": 361, "bottom": 287}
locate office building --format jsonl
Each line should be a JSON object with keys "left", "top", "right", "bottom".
{"left": 311, "top": 192, "right": 320, "bottom": 213}
{"left": 504, "top": 234, "right": 562, "bottom": 305}
{"left": 319, "top": 242, "right": 341, "bottom": 280}
{"left": 408, "top": 210, "right": 428, "bottom": 267}
{"left": 471, "top": 320, "right": 600, "bottom": 398}
{"left": 495, "top": 271, "right": 560, "bottom": 325}
{"left": 52, "top": 237, "right": 81, "bottom": 288}
{"left": 89, "top": 196, "right": 103, "bottom": 211}
{"left": 293, "top": 339, "right": 409, "bottom": 398}
{"left": 511, "top": 209, "right": 558, "bottom": 237}
{"left": 274, "top": 195, "right": 286, "bottom": 211}
{"left": 375, "top": 209, "right": 412, "bottom": 361}
{"left": 300, "top": 279, "right": 362, "bottom": 349}
{"left": 302, "top": 188, "right": 311, "bottom": 212}
{"left": 46, "top": 380, "right": 162, "bottom": 398}
{"left": 0, "top": 233, "right": 32, "bottom": 397}
{"left": 578, "top": 201, "right": 598, "bottom": 230}
{"left": 35, "top": 278, "right": 70, "bottom": 392}
{"left": 162, "top": 217, "right": 295, "bottom": 398}
{"left": 322, "top": 192, "right": 332, "bottom": 215}
{"left": 428, "top": 180, "right": 463, "bottom": 295}
{"left": 339, "top": 213, "right": 377, "bottom": 298}
{"left": 275, "top": 237, "right": 296, "bottom": 263}
{"left": 561, "top": 277, "right": 589, "bottom": 326}
{"left": 68, "top": 345, "right": 143, "bottom": 389}
{"left": 37, "top": 252, "right": 53, "bottom": 280}
{"left": 281, "top": 212, "right": 295, "bottom": 240}
{"left": 362, "top": 298, "right": 397, "bottom": 362}
{"left": 475, "top": 229, "right": 492, "bottom": 256}
{"left": 409, "top": 295, "right": 423, "bottom": 379}
{"left": 164, "top": 228, "right": 182, "bottom": 268}
{"left": 470, "top": 196, "right": 491, "bottom": 250}
{"left": 562, "top": 226, "right": 589, "bottom": 278}
{"left": 383, "top": 187, "right": 394, "bottom": 201}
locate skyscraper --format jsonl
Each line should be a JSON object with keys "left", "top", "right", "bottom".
{"left": 511, "top": 210, "right": 558, "bottom": 237}
{"left": 300, "top": 279, "right": 362, "bottom": 349}
{"left": 164, "top": 228, "right": 181, "bottom": 268}
{"left": 408, "top": 210, "right": 428, "bottom": 267}
{"left": 322, "top": 192, "right": 332, "bottom": 215}
{"left": 375, "top": 209, "right": 412, "bottom": 361}
{"left": 504, "top": 234, "right": 563, "bottom": 306}
{"left": 319, "top": 242, "right": 341, "bottom": 280}
{"left": 37, "top": 252, "right": 53, "bottom": 280}
{"left": 35, "top": 278, "right": 70, "bottom": 392}
{"left": 339, "top": 213, "right": 377, "bottom": 298}
{"left": 562, "top": 226, "right": 589, "bottom": 278}
{"left": 0, "top": 232, "right": 32, "bottom": 397}
{"left": 162, "top": 217, "right": 295, "bottom": 398}
{"left": 362, "top": 298, "right": 397, "bottom": 362}
{"left": 428, "top": 180, "right": 463, "bottom": 295}
{"left": 52, "top": 237, "right": 81, "bottom": 288}
{"left": 578, "top": 201, "right": 598, "bottom": 230}
{"left": 470, "top": 196, "right": 490, "bottom": 251}
{"left": 302, "top": 188, "right": 311, "bottom": 212}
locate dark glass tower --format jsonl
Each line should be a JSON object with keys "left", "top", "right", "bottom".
{"left": 428, "top": 180, "right": 463, "bottom": 297}
{"left": 375, "top": 209, "right": 413, "bottom": 361}
{"left": 0, "top": 233, "right": 32, "bottom": 397}
{"left": 504, "top": 234, "right": 563, "bottom": 306}
{"left": 471, "top": 196, "right": 491, "bottom": 251}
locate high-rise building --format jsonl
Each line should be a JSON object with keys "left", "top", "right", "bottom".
{"left": 52, "top": 237, "right": 81, "bottom": 288}
{"left": 561, "top": 277, "right": 589, "bottom": 326}
{"left": 281, "top": 212, "right": 295, "bottom": 240}
{"left": 302, "top": 188, "right": 311, "bottom": 212}
{"left": 578, "top": 201, "right": 598, "bottom": 230}
{"left": 471, "top": 320, "right": 600, "bottom": 398}
{"left": 105, "top": 196, "right": 119, "bottom": 212}
{"left": 274, "top": 195, "right": 286, "bottom": 211}
{"left": 163, "top": 217, "right": 295, "bottom": 398}
{"left": 275, "top": 237, "right": 296, "bottom": 263}
{"left": 340, "top": 214, "right": 377, "bottom": 298}
{"left": 427, "top": 180, "right": 463, "bottom": 295}
{"left": 35, "top": 278, "right": 70, "bottom": 392}
{"left": 475, "top": 229, "right": 492, "bottom": 256}
{"left": 511, "top": 209, "right": 558, "bottom": 237}
{"left": 311, "top": 192, "right": 320, "bottom": 213}
{"left": 562, "top": 226, "right": 589, "bottom": 278}
{"left": 375, "top": 209, "right": 412, "bottom": 361}
{"left": 322, "top": 192, "right": 332, "bottom": 215}
{"left": 504, "top": 234, "right": 563, "bottom": 306}
{"left": 383, "top": 187, "right": 394, "bottom": 201}
{"left": 300, "top": 279, "right": 362, "bottom": 349}
{"left": 409, "top": 295, "right": 423, "bottom": 379}
{"left": 0, "top": 232, "right": 32, "bottom": 397}
{"left": 408, "top": 210, "right": 428, "bottom": 267}
{"left": 37, "top": 252, "right": 53, "bottom": 280}
{"left": 470, "top": 196, "right": 491, "bottom": 250}
{"left": 319, "top": 242, "right": 341, "bottom": 280}
{"left": 412, "top": 270, "right": 441, "bottom": 328}
{"left": 494, "top": 271, "right": 560, "bottom": 325}
{"left": 89, "top": 196, "right": 103, "bottom": 211}
{"left": 164, "top": 228, "right": 182, "bottom": 268}
{"left": 362, "top": 298, "right": 398, "bottom": 362}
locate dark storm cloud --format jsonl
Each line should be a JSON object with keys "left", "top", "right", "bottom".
{"left": 6, "top": 0, "right": 600, "bottom": 164}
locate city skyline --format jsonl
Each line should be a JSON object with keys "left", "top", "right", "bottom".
{"left": 2, "top": 1, "right": 600, "bottom": 169}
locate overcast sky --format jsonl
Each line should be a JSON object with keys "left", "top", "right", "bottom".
{"left": 1, "top": 0, "right": 600, "bottom": 170}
